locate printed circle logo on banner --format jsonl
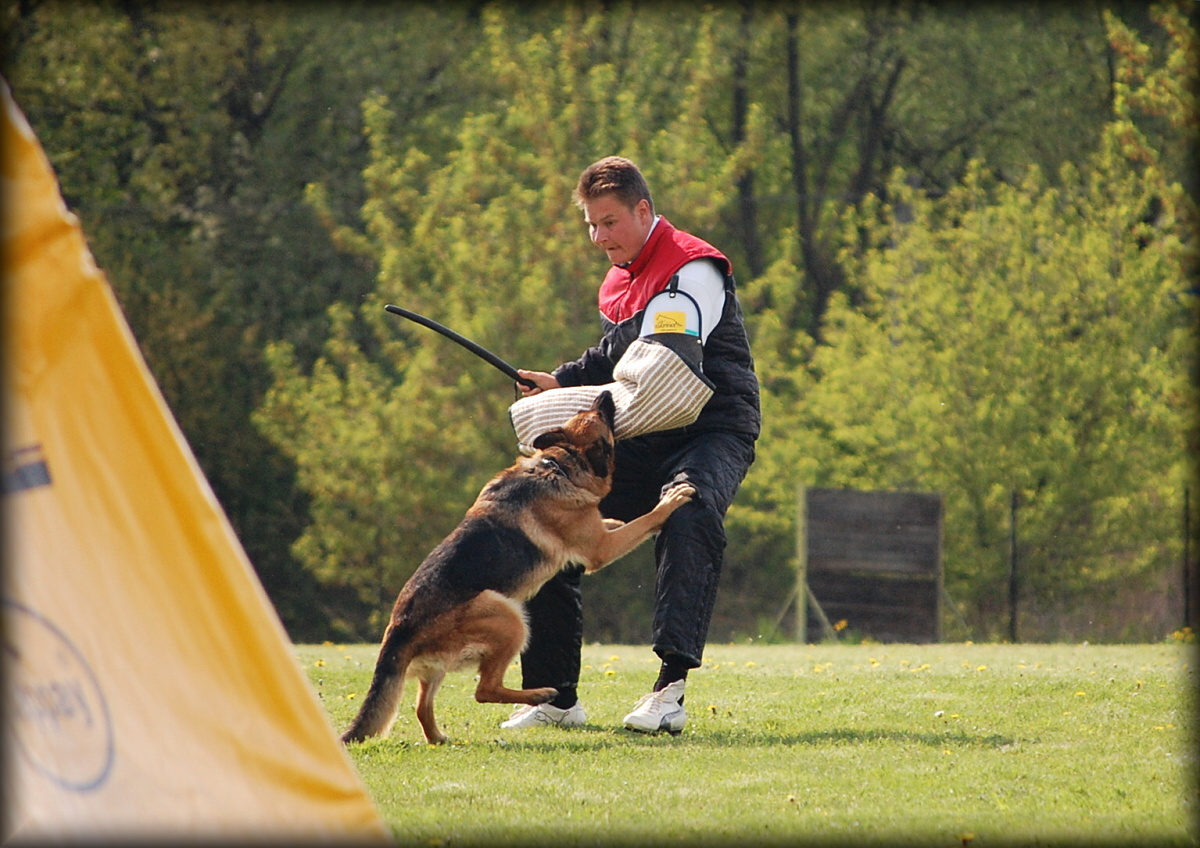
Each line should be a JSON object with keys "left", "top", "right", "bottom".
{"left": 4, "top": 599, "right": 115, "bottom": 792}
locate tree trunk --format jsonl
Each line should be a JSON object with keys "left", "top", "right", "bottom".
{"left": 730, "top": 2, "right": 764, "bottom": 280}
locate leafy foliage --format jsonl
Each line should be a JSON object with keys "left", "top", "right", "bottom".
{"left": 5, "top": 0, "right": 1194, "bottom": 641}
{"left": 255, "top": 5, "right": 755, "bottom": 633}
{"left": 795, "top": 153, "right": 1192, "bottom": 636}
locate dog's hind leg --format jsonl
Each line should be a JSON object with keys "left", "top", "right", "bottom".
{"left": 466, "top": 592, "right": 558, "bottom": 706}
{"left": 414, "top": 665, "right": 449, "bottom": 745}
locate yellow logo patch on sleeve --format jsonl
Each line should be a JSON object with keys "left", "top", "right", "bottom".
{"left": 653, "top": 311, "right": 688, "bottom": 334}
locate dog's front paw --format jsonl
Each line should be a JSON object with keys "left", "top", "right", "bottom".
{"left": 656, "top": 483, "right": 696, "bottom": 514}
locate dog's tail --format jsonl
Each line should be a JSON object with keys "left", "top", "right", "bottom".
{"left": 340, "top": 621, "right": 417, "bottom": 743}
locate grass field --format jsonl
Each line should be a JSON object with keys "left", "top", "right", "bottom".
{"left": 297, "top": 640, "right": 1197, "bottom": 847}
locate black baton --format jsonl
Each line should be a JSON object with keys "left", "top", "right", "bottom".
{"left": 384, "top": 304, "right": 538, "bottom": 390}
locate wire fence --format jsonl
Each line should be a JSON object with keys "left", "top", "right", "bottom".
{"left": 790, "top": 486, "right": 1198, "bottom": 645}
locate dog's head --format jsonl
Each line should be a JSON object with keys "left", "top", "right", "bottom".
{"left": 530, "top": 391, "right": 616, "bottom": 479}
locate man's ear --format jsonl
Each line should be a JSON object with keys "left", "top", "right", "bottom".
{"left": 532, "top": 428, "right": 568, "bottom": 450}
{"left": 635, "top": 197, "right": 653, "bottom": 226}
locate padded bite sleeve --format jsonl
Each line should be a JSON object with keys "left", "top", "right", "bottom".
{"left": 509, "top": 337, "right": 714, "bottom": 453}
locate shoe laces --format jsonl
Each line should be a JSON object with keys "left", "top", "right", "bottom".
{"left": 632, "top": 686, "right": 681, "bottom": 715}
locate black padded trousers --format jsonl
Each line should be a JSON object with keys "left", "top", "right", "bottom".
{"left": 519, "top": 429, "right": 756, "bottom": 693}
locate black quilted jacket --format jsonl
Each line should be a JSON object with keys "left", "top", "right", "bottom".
{"left": 552, "top": 270, "right": 761, "bottom": 441}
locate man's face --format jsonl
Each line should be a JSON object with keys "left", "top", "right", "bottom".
{"left": 583, "top": 194, "right": 653, "bottom": 266}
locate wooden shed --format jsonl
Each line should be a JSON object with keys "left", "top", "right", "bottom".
{"left": 799, "top": 487, "right": 944, "bottom": 643}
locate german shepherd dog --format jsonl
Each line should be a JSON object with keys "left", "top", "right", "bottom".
{"left": 341, "top": 391, "right": 694, "bottom": 745}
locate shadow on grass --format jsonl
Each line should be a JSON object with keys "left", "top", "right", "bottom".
{"left": 489, "top": 724, "right": 1016, "bottom": 753}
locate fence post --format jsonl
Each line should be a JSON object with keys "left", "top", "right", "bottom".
{"left": 1008, "top": 489, "right": 1019, "bottom": 643}
{"left": 795, "top": 485, "right": 808, "bottom": 641}
{"left": 1185, "top": 486, "right": 1192, "bottom": 630}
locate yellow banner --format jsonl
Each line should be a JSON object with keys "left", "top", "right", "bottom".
{"left": 2, "top": 82, "right": 388, "bottom": 842}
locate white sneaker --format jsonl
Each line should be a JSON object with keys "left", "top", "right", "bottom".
{"left": 623, "top": 680, "right": 687, "bottom": 735}
{"left": 500, "top": 701, "right": 586, "bottom": 730}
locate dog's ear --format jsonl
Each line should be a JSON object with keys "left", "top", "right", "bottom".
{"left": 592, "top": 390, "right": 617, "bottom": 430}
{"left": 532, "top": 428, "right": 568, "bottom": 450}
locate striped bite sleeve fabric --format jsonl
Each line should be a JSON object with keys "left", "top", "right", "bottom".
{"left": 509, "top": 338, "right": 714, "bottom": 452}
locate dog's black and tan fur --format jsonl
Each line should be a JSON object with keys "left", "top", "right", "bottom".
{"left": 341, "top": 392, "right": 693, "bottom": 745}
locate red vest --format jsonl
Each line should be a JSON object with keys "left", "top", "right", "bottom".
{"left": 597, "top": 217, "right": 731, "bottom": 324}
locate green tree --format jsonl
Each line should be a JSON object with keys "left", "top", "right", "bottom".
{"left": 254, "top": 5, "right": 763, "bottom": 635}
{"left": 709, "top": 1, "right": 1119, "bottom": 340}
{"left": 788, "top": 142, "right": 1192, "bottom": 639}
{"left": 1104, "top": 0, "right": 1198, "bottom": 202}
{"left": 3, "top": 0, "right": 491, "bottom": 637}
{"left": 9, "top": 0, "right": 1180, "bottom": 640}
{"left": 724, "top": 0, "right": 1195, "bottom": 638}
{"left": 4, "top": 1, "right": 322, "bottom": 627}
{"left": 253, "top": 1, "right": 1166, "bottom": 640}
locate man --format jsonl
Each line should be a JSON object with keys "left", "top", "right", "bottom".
{"left": 504, "top": 156, "right": 760, "bottom": 734}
